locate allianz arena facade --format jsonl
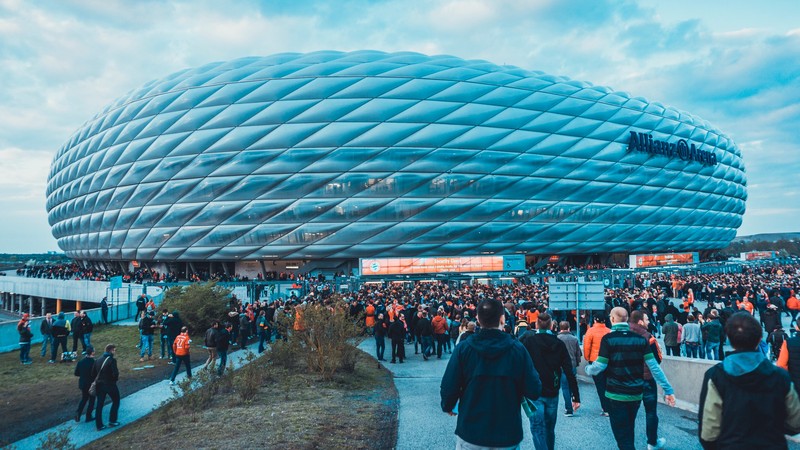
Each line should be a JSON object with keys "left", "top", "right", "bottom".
{"left": 46, "top": 51, "right": 747, "bottom": 271}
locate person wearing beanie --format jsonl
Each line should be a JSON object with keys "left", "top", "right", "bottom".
{"left": 17, "top": 314, "right": 33, "bottom": 365}
{"left": 51, "top": 311, "right": 70, "bottom": 363}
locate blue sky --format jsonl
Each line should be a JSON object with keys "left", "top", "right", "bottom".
{"left": 0, "top": 0, "right": 798, "bottom": 253}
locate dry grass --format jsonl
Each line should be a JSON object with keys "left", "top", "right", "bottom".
{"left": 84, "top": 348, "right": 398, "bottom": 450}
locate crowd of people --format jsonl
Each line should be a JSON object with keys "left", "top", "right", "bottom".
{"left": 13, "top": 260, "right": 800, "bottom": 447}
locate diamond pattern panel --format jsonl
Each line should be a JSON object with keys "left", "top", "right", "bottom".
{"left": 47, "top": 51, "right": 747, "bottom": 261}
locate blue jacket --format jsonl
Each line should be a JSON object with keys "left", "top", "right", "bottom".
{"left": 440, "top": 328, "right": 541, "bottom": 447}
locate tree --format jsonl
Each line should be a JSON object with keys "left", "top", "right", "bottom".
{"left": 160, "top": 282, "right": 231, "bottom": 335}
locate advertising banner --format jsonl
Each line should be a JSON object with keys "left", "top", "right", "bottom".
{"left": 741, "top": 251, "right": 776, "bottom": 261}
{"left": 359, "top": 255, "right": 524, "bottom": 276}
{"left": 629, "top": 252, "right": 698, "bottom": 269}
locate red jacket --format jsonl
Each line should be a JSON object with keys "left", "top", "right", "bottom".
{"left": 431, "top": 316, "right": 448, "bottom": 335}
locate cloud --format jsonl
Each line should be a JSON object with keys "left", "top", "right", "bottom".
{"left": 0, "top": 0, "right": 796, "bottom": 253}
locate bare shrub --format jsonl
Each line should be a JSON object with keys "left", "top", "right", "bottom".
{"left": 293, "top": 299, "right": 361, "bottom": 380}
{"left": 37, "top": 427, "right": 76, "bottom": 450}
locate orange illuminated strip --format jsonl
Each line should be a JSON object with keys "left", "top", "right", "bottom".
{"left": 634, "top": 253, "right": 695, "bottom": 268}
{"left": 361, "top": 256, "right": 504, "bottom": 275}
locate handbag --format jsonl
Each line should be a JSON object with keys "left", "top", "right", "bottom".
{"left": 88, "top": 356, "right": 110, "bottom": 396}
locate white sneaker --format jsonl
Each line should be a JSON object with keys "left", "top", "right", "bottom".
{"left": 647, "top": 437, "right": 666, "bottom": 450}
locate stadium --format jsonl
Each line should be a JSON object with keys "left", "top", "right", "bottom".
{"left": 45, "top": 50, "right": 747, "bottom": 276}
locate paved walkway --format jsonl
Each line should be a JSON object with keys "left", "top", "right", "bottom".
{"left": 10, "top": 344, "right": 260, "bottom": 450}
{"left": 358, "top": 337, "right": 706, "bottom": 450}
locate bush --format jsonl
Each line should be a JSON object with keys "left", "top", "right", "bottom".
{"left": 233, "top": 352, "right": 265, "bottom": 403}
{"left": 160, "top": 282, "right": 231, "bottom": 335}
{"left": 37, "top": 427, "right": 76, "bottom": 450}
{"left": 290, "top": 298, "right": 362, "bottom": 380}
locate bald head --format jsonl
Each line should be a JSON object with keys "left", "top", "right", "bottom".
{"left": 610, "top": 307, "right": 628, "bottom": 324}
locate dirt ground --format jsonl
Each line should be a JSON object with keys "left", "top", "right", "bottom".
{"left": 0, "top": 324, "right": 204, "bottom": 447}
{"left": 84, "top": 348, "right": 398, "bottom": 450}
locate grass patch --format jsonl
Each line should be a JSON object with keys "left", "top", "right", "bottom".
{"left": 83, "top": 347, "right": 398, "bottom": 450}
{"left": 0, "top": 323, "right": 206, "bottom": 447}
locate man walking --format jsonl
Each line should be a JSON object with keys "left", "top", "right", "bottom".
{"left": 629, "top": 309, "right": 667, "bottom": 450}
{"left": 557, "top": 321, "right": 582, "bottom": 417}
{"left": 586, "top": 307, "right": 675, "bottom": 450}
{"left": 216, "top": 322, "right": 232, "bottom": 376}
{"left": 432, "top": 309, "right": 448, "bottom": 359}
{"left": 520, "top": 313, "right": 580, "bottom": 450}
{"left": 374, "top": 313, "right": 387, "bottom": 361}
{"left": 416, "top": 310, "right": 433, "bottom": 360}
{"left": 100, "top": 296, "right": 109, "bottom": 324}
{"left": 441, "top": 298, "right": 542, "bottom": 449}
{"left": 203, "top": 320, "right": 220, "bottom": 371}
{"left": 74, "top": 345, "right": 95, "bottom": 423}
{"left": 170, "top": 326, "right": 192, "bottom": 384}
{"left": 93, "top": 344, "right": 120, "bottom": 430}
{"left": 388, "top": 314, "right": 406, "bottom": 363}
{"left": 584, "top": 313, "right": 611, "bottom": 416}
{"left": 700, "top": 312, "right": 800, "bottom": 448}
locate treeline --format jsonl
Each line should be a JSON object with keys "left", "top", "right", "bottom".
{"left": 717, "top": 239, "right": 800, "bottom": 258}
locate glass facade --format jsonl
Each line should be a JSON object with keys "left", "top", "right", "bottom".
{"left": 46, "top": 51, "right": 747, "bottom": 262}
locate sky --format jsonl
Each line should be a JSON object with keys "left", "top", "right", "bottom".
{"left": 0, "top": 0, "right": 798, "bottom": 253}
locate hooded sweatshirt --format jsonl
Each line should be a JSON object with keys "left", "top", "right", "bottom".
{"left": 441, "top": 328, "right": 541, "bottom": 448}
{"left": 699, "top": 350, "right": 800, "bottom": 449}
{"left": 520, "top": 330, "right": 580, "bottom": 401}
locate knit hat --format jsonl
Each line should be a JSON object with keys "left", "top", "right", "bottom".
{"left": 22, "top": 313, "right": 29, "bottom": 320}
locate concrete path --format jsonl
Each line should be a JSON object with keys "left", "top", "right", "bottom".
{"left": 9, "top": 345, "right": 260, "bottom": 450}
{"left": 358, "top": 337, "right": 706, "bottom": 450}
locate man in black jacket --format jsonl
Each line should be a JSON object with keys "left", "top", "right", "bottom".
{"left": 71, "top": 311, "right": 84, "bottom": 353}
{"left": 388, "top": 313, "right": 406, "bottom": 363}
{"left": 93, "top": 344, "right": 120, "bottom": 430}
{"left": 520, "top": 313, "right": 580, "bottom": 450}
{"left": 74, "top": 346, "right": 95, "bottom": 423}
{"left": 216, "top": 322, "right": 232, "bottom": 376}
{"left": 441, "top": 298, "right": 542, "bottom": 449}
{"left": 699, "top": 312, "right": 800, "bottom": 449}
{"left": 415, "top": 310, "right": 433, "bottom": 360}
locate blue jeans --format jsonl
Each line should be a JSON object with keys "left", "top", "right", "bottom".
{"left": 592, "top": 370, "right": 610, "bottom": 413}
{"left": 685, "top": 342, "right": 700, "bottom": 358}
{"left": 608, "top": 399, "right": 641, "bottom": 450}
{"left": 642, "top": 378, "right": 659, "bottom": 447}
{"left": 20, "top": 343, "right": 31, "bottom": 363}
{"left": 170, "top": 354, "right": 192, "bottom": 381}
{"left": 83, "top": 332, "right": 92, "bottom": 350}
{"left": 375, "top": 334, "right": 385, "bottom": 360}
{"left": 705, "top": 342, "right": 720, "bottom": 360}
{"left": 421, "top": 335, "right": 433, "bottom": 357}
{"left": 41, "top": 335, "right": 52, "bottom": 357}
{"left": 217, "top": 349, "right": 228, "bottom": 376}
{"left": 140, "top": 334, "right": 153, "bottom": 357}
{"left": 529, "top": 395, "right": 559, "bottom": 450}
{"left": 561, "top": 368, "right": 576, "bottom": 413}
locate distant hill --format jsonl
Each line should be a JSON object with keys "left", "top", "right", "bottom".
{"left": 734, "top": 232, "right": 800, "bottom": 243}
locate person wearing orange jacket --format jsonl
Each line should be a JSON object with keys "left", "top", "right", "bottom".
{"left": 584, "top": 313, "right": 611, "bottom": 416}
{"left": 787, "top": 291, "right": 800, "bottom": 326}
{"left": 432, "top": 309, "right": 449, "bottom": 358}
{"left": 365, "top": 302, "right": 376, "bottom": 335}
{"left": 169, "top": 326, "right": 192, "bottom": 385}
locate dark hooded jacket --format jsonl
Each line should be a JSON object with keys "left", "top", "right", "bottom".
{"left": 699, "top": 351, "right": 800, "bottom": 449}
{"left": 519, "top": 330, "right": 580, "bottom": 400}
{"left": 440, "top": 328, "right": 541, "bottom": 448}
